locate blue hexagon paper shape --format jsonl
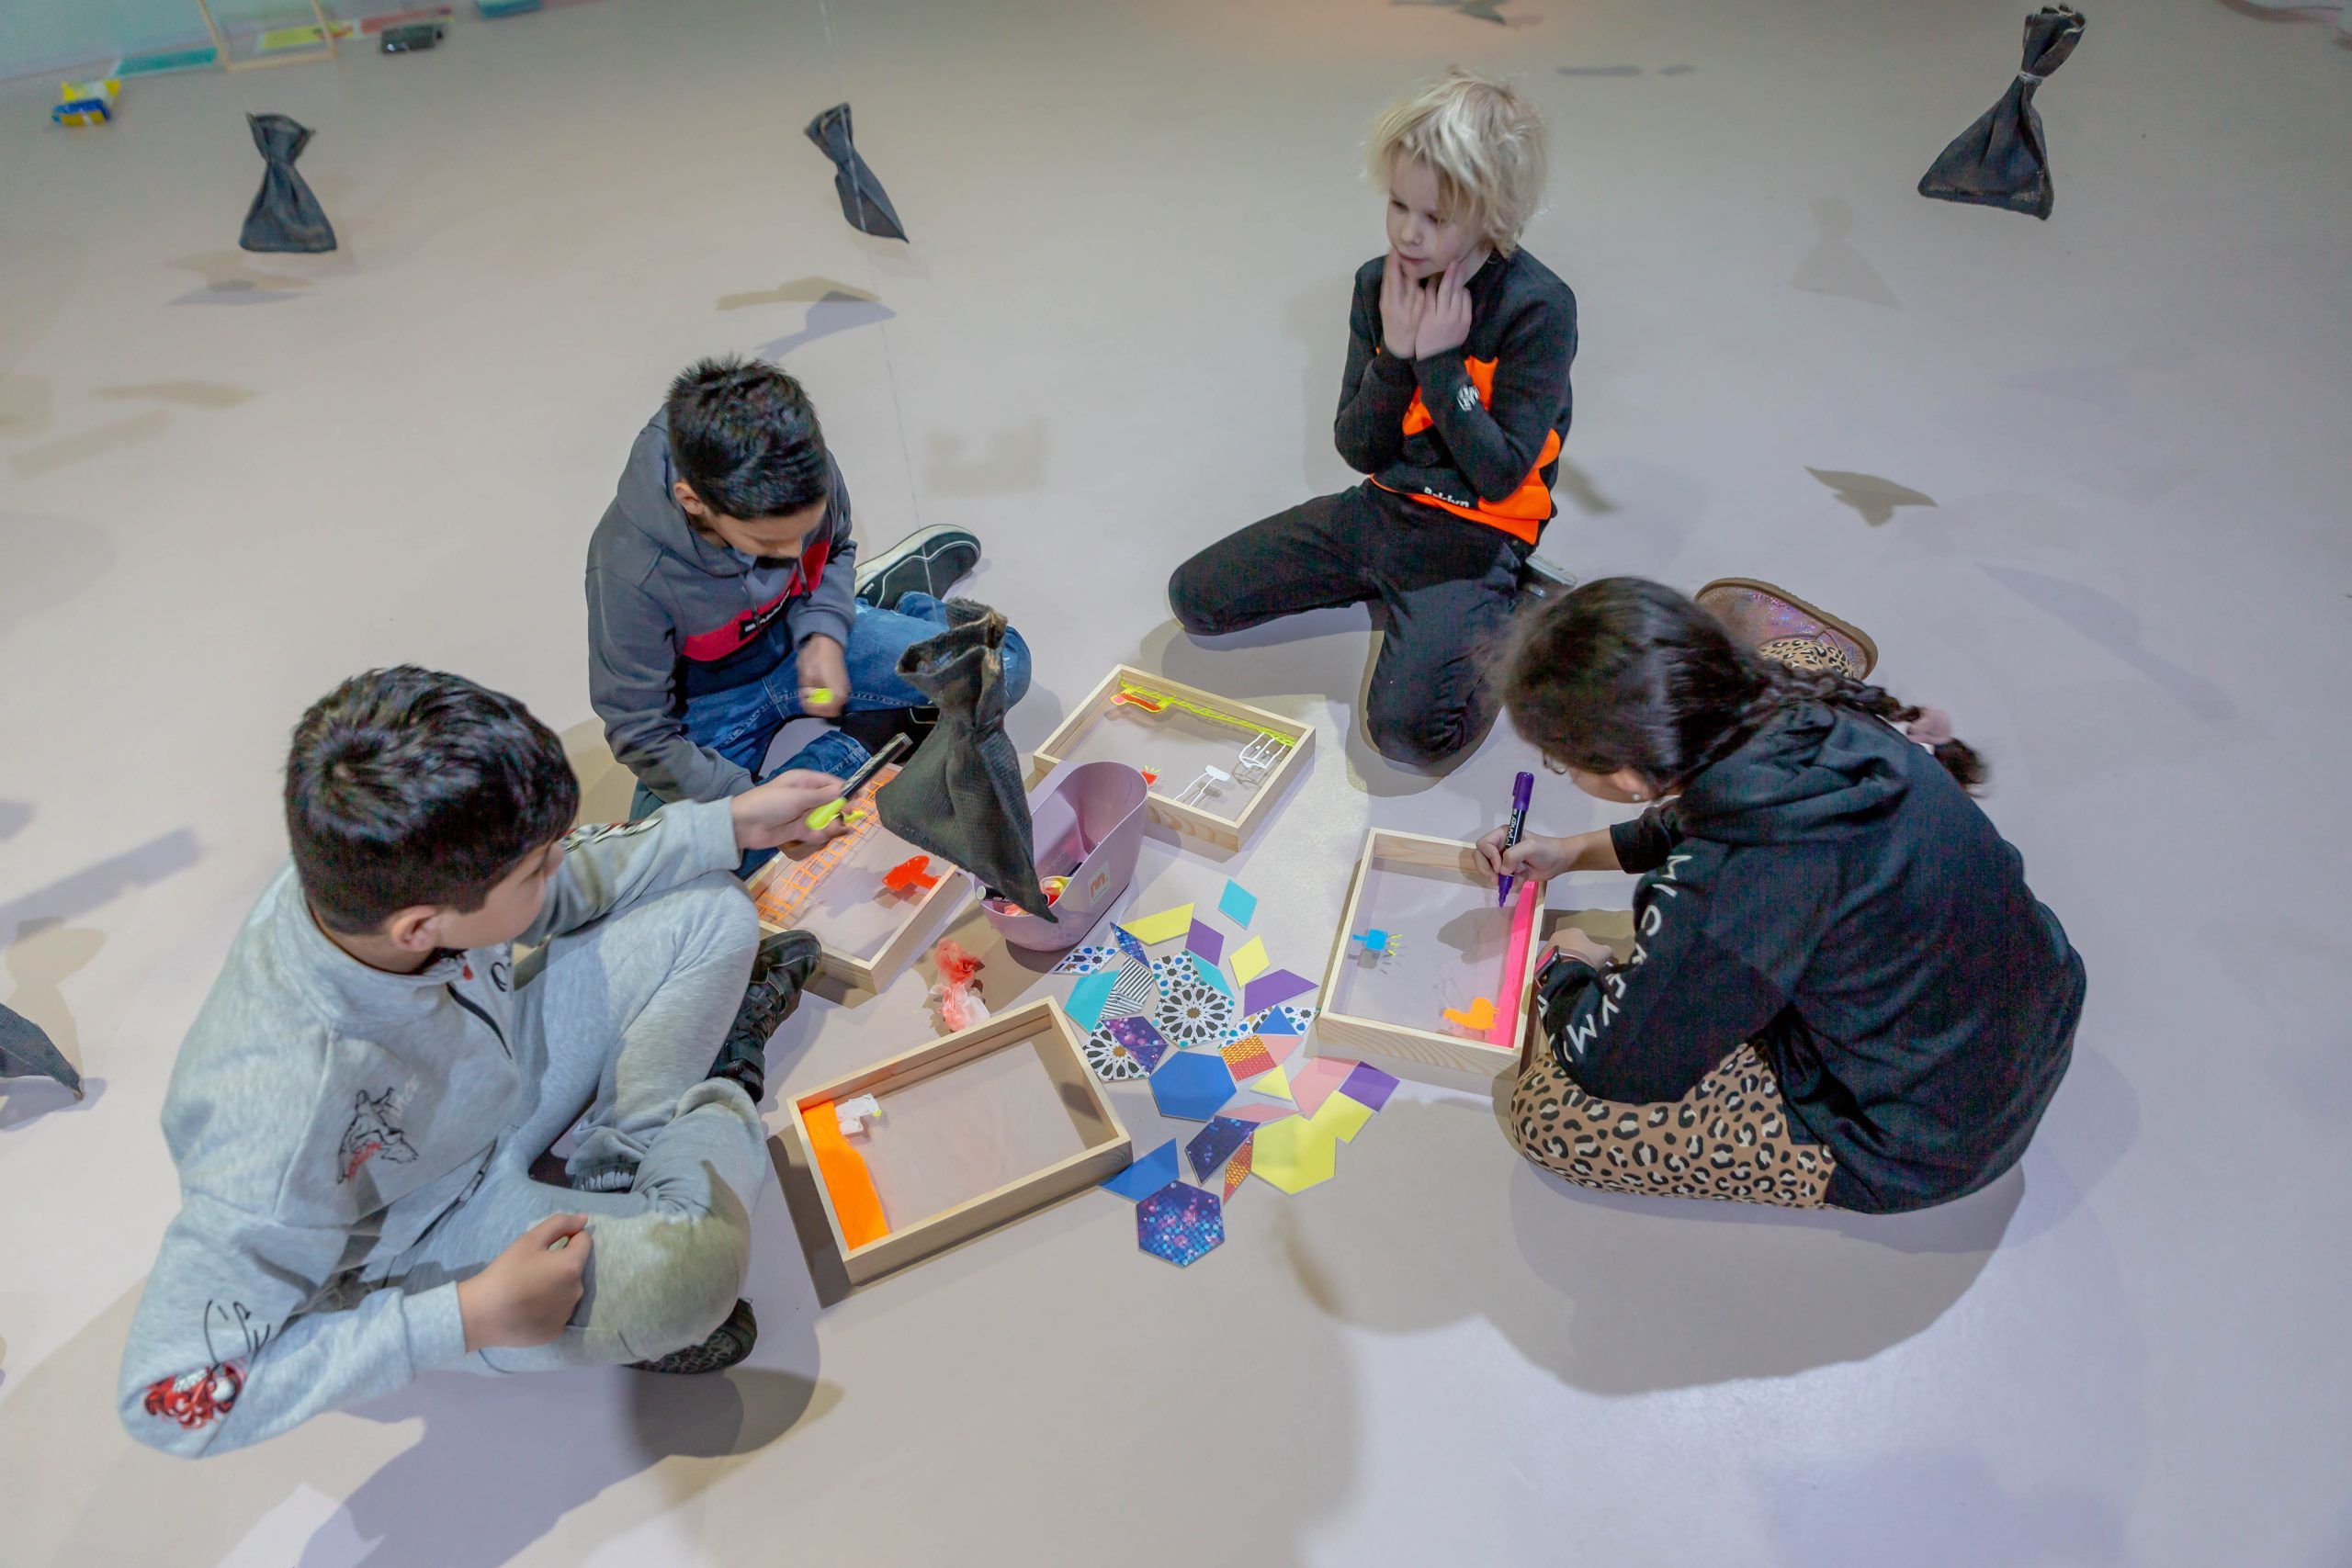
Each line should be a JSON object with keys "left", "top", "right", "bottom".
{"left": 1136, "top": 1180, "right": 1224, "bottom": 1267}
{"left": 1148, "top": 1051, "right": 1236, "bottom": 1122}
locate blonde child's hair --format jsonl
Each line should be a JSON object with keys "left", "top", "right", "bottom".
{"left": 1365, "top": 68, "right": 1547, "bottom": 255}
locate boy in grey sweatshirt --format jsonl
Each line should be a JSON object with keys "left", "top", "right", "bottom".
{"left": 119, "top": 667, "right": 846, "bottom": 1457}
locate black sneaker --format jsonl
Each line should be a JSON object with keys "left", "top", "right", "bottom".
{"left": 631, "top": 1298, "right": 758, "bottom": 1374}
{"left": 709, "top": 928, "right": 822, "bottom": 1103}
{"left": 854, "top": 525, "right": 980, "bottom": 611}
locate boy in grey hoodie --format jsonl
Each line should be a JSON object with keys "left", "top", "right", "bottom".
{"left": 587, "top": 356, "right": 1033, "bottom": 871}
{"left": 119, "top": 668, "right": 846, "bottom": 1457}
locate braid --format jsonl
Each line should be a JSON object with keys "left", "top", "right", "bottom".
{"left": 1756, "top": 660, "right": 1988, "bottom": 793}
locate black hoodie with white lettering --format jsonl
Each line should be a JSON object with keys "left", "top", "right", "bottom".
{"left": 1532, "top": 701, "right": 2086, "bottom": 1213}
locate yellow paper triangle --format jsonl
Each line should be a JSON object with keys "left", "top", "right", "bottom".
{"left": 1231, "top": 935, "right": 1271, "bottom": 984}
{"left": 1249, "top": 1064, "right": 1292, "bottom": 1100}
{"left": 1121, "top": 903, "right": 1195, "bottom": 946}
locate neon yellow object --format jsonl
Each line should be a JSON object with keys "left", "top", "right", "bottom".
{"left": 1114, "top": 682, "right": 1295, "bottom": 746}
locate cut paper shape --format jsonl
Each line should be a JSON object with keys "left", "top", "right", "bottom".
{"left": 1222, "top": 1141, "right": 1252, "bottom": 1201}
{"left": 1248, "top": 1064, "right": 1293, "bottom": 1100}
{"left": 1186, "top": 919, "right": 1225, "bottom": 964}
{"left": 1240, "top": 969, "right": 1315, "bottom": 1017}
{"left": 804, "top": 102, "right": 908, "bottom": 241}
{"left": 1259, "top": 1032, "right": 1300, "bottom": 1066}
{"left": 1339, "top": 1062, "right": 1400, "bottom": 1112}
{"left": 1254, "top": 1007, "right": 1306, "bottom": 1038}
{"left": 805, "top": 1100, "right": 888, "bottom": 1247}
{"left": 1102, "top": 1139, "right": 1182, "bottom": 1201}
{"left": 1218, "top": 880, "right": 1258, "bottom": 927}
{"left": 1307, "top": 1092, "right": 1374, "bottom": 1144}
{"left": 1122, "top": 904, "right": 1196, "bottom": 946}
{"left": 1187, "top": 951, "right": 1234, "bottom": 1000}
{"left": 1149, "top": 1052, "right": 1237, "bottom": 1122}
{"left": 1052, "top": 943, "right": 1117, "bottom": 976}
{"left": 1290, "top": 1058, "right": 1353, "bottom": 1118}
{"left": 1153, "top": 956, "right": 1237, "bottom": 1044}
{"left": 1065, "top": 969, "right": 1117, "bottom": 1032}
{"left": 1084, "top": 1029, "right": 1151, "bottom": 1082}
{"left": 1442, "top": 997, "right": 1498, "bottom": 1034}
{"left": 1107, "top": 958, "right": 1157, "bottom": 1020}
{"left": 1250, "top": 1118, "right": 1339, "bottom": 1194}
{"left": 1105, "top": 1015, "right": 1170, "bottom": 1073}
{"left": 1352, "top": 928, "right": 1402, "bottom": 958}
{"left": 1227, "top": 1104, "right": 1295, "bottom": 1125}
{"left": 1220, "top": 1035, "right": 1278, "bottom": 1081}
{"left": 1230, "top": 936, "right": 1271, "bottom": 985}
{"left": 1186, "top": 1116, "right": 1255, "bottom": 1182}
{"left": 882, "top": 854, "right": 940, "bottom": 895}
{"left": 1114, "top": 924, "right": 1148, "bottom": 964}
{"left": 1136, "top": 1181, "right": 1224, "bottom": 1267}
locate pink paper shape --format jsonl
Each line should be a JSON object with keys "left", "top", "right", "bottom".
{"left": 1186, "top": 919, "right": 1224, "bottom": 964}
{"left": 1339, "top": 1061, "right": 1400, "bottom": 1111}
{"left": 1240, "top": 968, "right": 1315, "bottom": 1016}
{"left": 1290, "top": 1058, "right": 1353, "bottom": 1117}
{"left": 1227, "top": 1103, "right": 1295, "bottom": 1125}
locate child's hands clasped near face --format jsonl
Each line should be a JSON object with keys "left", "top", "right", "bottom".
{"left": 1381, "top": 152, "right": 1485, "bottom": 362}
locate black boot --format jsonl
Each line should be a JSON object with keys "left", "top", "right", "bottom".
{"left": 708, "top": 929, "right": 821, "bottom": 1104}
{"left": 631, "top": 1298, "right": 759, "bottom": 1374}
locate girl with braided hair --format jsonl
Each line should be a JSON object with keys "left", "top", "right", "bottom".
{"left": 1479, "top": 577, "right": 2084, "bottom": 1213}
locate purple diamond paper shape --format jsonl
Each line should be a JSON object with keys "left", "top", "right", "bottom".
{"left": 1340, "top": 1061, "right": 1401, "bottom": 1111}
{"left": 1185, "top": 919, "right": 1224, "bottom": 965}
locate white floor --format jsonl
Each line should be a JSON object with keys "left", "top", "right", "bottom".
{"left": 3, "top": 2, "right": 2348, "bottom": 1562}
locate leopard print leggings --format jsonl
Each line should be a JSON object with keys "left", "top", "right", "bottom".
{"left": 1510, "top": 1042, "right": 1838, "bottom": 1208}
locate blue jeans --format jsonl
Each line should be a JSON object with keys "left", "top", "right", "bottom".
{"left": 630, "top": 593, "right": 1033, "bottom": 874}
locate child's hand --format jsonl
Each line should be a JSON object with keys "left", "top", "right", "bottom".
{"left": 1379, "top": 250, "right": 1425, "bottom": 359}
{"left": 1414, "top": 256, "right": 1475, "bottom": 361}
{"left": 732, "top": 769, "right": 854, "bottom": 851}
{"left": 1553, "top": 926, "right": 1617, "bottom": 970}
{"left": 1476, "top": 826, "right": 1572, "bottom": 885}
{"left": 797, "top": 637, "right": 849, "bottom": 718}
{"left": 458, "top": 1213, "right": 591, "bottom": 1351}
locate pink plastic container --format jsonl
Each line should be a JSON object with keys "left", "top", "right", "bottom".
{"left": 979, "top": 759, "right": 1148, "bottom": 952}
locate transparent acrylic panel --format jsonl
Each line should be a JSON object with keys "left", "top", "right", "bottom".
{"left": 1325, "top": 857, "right": 1515, "bottom": 1039}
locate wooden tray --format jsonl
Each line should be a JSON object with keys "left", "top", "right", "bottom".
{"left": 1029, "top": 665, "right": 1313, "bottom": 852}
{"left": 1313, "top": 830, "right": 1547, "bottom": 1081}
{"left": 745, "top": 764, "right": 970, "bottom": 991}
{"left": 786, "top": 998, "right": 1131, "bottom": 1288}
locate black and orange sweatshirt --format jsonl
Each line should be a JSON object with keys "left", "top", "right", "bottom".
{"left": 1333, "top": 248, "right": 1577, "bottom": 544}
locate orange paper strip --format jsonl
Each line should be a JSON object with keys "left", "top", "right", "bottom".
{"left": 803, "top": 1099, "right": 889, "bottom": 1249}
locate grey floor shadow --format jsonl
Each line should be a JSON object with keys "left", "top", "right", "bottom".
{"left": 1554, "top": 455, "right": 1620, "bottom": 516}
{"left": 94, "top": 380, "right": 256, "bottom": 410}
{"left": 1283, "top": 281, "right": 1351, "bottom": 493}
{"left": 0, "top": 828, "right": 203, "bottom": 938}
{"left": 717, "top": 275, "right": 877, "bottom": 311}
{"left": 0, "top": 512, "right": 114, "bottom": 624}
{"left": 0, "top": 372, "right": 52, "bottom": 436}
{"left": 1393, "top": 0, "right": 1510, "bottom": 21}
{"left": 9, "top": 410, "right": 169, "bottom": 479}
{"left": 1277, "top": 1093, "right": 2019, "bottom": 1394}
{"left": 170, "top": 248, "right": 322, "bottom": 293}
{"left": 0, "top": 799, "right": 28, "bottom": 839}
{"left": 559, "top": 717, "right": 640, "bottom": 826}
{"left": 0, "top": 1074, "right": 105, "bottom": 1130}
{"left": 1979, "top": 563, "right": 2236, "bottom": 721}
{"left": 1792, "top": 197, "right": 1901, "bottom": 309}
{"left": 169, "top": 281, "right": 307, "bottom": 307}
{"left": 1808, "top": 466, "right": 1938, "bottom": 525}
{"left": 1657, "top": 62, "right": 1697, "bottom": 74}
{"left": 924, "top": 417, "right": 1045, "bottom": 496}
{"left": 754, "top": 292, "right": 896, "bottom": 360}
{"left": 1558, "top": 64, "right": 1644, "bottom": 75}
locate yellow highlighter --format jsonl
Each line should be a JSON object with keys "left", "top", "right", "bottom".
{"left": 802, "top": 731, "right": 912, "bottom": 830}
{"left": 802, "top": 687, "right": 837, "bottom": 706}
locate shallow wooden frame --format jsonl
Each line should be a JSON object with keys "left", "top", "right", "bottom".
{"left": 196, "top": 0, "right": 340, "bottom": 69}
{"left": 1029, "top": 664, "right": 1315, "bottom": 852}
{"left": 746, "top": 831, "right": 971, "bottom": 994}
{"left": 786, "top": 998, "right": 1131, "bottom": 1288}
{"left": 1313, "top": 829, "right": 1547, "bottom": 1081}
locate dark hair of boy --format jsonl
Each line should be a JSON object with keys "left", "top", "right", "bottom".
{"left": 1500, "top": 577, "right": 1987, "bottom": 792}
{"left": 664, "top": 356, "right": 831, "bottom": 520}
{"left": 286, "top": 666, "right": 581, "bottom": 934}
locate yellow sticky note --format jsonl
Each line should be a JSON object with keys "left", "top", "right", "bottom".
{"left": 1250, "top": 1116, "right": 1337, "bottom": 1193}
{"left": 1121, "top": 903, "right": 1195, "bottom": 946}
{"left": 1230, "top": 936, "right": 1270, "bottom": 984}
{"left": 1308, "top": 1091, "right": 1374, "bottom": 1144}
{"left": 1248, "top": 1064, "right": 1292, "bottom": 1100}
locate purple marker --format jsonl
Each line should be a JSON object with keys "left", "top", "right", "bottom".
{"left": 1497, "top": 770, "right": 1534, "bottom": 907}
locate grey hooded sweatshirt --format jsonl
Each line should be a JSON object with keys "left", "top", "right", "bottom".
{"left": 586, "top": 409, "right": 860, "bottom": 805}
{"left": 117, "top": 800, "right": 740, "bottom": 1458}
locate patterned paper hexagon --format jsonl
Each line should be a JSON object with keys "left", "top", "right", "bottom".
{"left": 1136, "top": 1180, "right": 1225, "bottom": 1267}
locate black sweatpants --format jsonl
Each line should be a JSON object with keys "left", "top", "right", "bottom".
{"left": 1167, "top": 484, "right": 1532, "bottom": 766}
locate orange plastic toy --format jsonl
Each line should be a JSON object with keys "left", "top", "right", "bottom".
{"left": 882, "top": 854, "right": 941, "bottom": 896}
